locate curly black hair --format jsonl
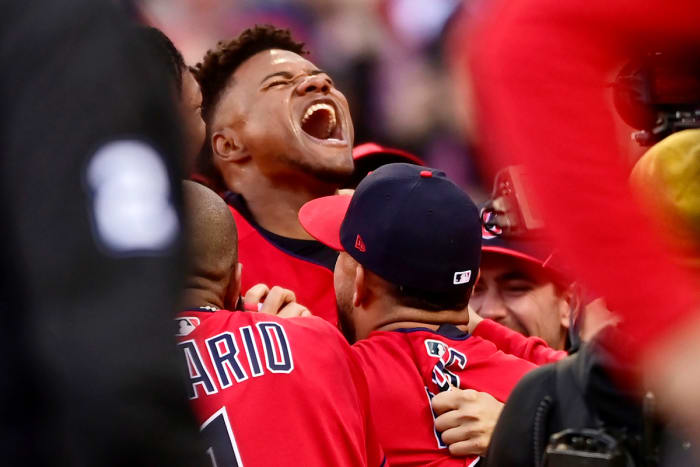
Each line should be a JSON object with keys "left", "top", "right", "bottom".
{"left": 194, "top": 24, "right": 307, "bottom": 123}
{"left": 191, "top": 25, "right": 307, "bottom": 190}
{"left": 138, "top": 26, "right": 187, "bottom": 94}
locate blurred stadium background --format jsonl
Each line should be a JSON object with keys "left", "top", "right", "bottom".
{"left": 141, "top": 0, "right": 486, "bottom": 198}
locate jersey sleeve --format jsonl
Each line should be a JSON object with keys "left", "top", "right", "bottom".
{"left": 457, "top": 339, "right": 538, "bottom": 402}
{"left": 473, "top": 319, "right": 567, "bottom": 364}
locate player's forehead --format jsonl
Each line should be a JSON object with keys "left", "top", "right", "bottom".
{"left": 234, "top": 49, "right": 318, "bottom": 82}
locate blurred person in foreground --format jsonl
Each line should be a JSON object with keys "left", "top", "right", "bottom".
{"left": 192, "top": 25, "right": 354, "bottom": 324}
{"left": 0, "top": 0, "right": 207, "bottom": 465}
{"left": 300, "top": 163, "right": 538, "bottom": 465}
{"left": 460, "top": 0, "right": 700, "bottom": 446}
{"left": 176, "top": 181, "right": 385, "bottom": 467}
{"left": 475, "top": 131, "right": 700, "bottom": 466}
{"left": 483, "top": 129, "right": 700, "bottom": 464}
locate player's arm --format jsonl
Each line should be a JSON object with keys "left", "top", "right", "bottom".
{"left": 468, "top": 307, "right": 567, "bottom": 364}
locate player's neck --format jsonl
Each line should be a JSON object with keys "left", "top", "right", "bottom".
{"left": 233, "top": 173, "right": 339, "bottom": 239}
{"left": 378, "top": 321, "right": 441, "bottom": 332}
{"left": 372, "top": 305, "right": 470, "bottom": 334}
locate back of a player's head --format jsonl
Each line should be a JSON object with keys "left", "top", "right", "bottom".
{"left": 182, "top": 181, "right": 238, "bottom": 285}
{"left": 301, "top": 163, "right": 482, "bottom": 312}
{"left": 384, "top": 279, "right": 472, "bottom": 311}
{"left": 138, "top": 26, "right": 187, "bottom": 95}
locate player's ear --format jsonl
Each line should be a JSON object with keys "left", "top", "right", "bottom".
{"left": 233, "top": 262, "right": 243, "bottom": 299}
{"left": 559, "top": 283, "right": 579, "bottom": 330}
{"left": 352, "top": 263, "right": 366, "bottom": 307}
{"left": 212, "top": 127, "right": 247, "bottom": 163}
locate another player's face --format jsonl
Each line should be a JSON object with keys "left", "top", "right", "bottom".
{"left": 470, "top": 254, "right": 570, "bottom": 350}
{"left": 180, "top": 69, "right": 205, "bottom": 173}
{"left": 213, "top": 49, "right": 354, "bottom": 183}
{"left": 334, "top": 251, "right": 359, "bottom": 343}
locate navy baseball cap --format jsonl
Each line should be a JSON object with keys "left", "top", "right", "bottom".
{"left": 300, "top": 163, "right": 482, "bottom": 293}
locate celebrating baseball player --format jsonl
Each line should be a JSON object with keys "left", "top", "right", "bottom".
{"left": 192, "top": 25, "right": 354, "bottom": 324}
{"left": 300, "top": 162, "right": 539, "bottom": 465}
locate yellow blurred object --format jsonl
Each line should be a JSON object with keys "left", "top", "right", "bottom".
{"left": 630, "top": 129, "right": 700, "bottom": 267}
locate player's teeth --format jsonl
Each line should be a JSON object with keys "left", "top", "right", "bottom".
{"left": 302, "top": 103, "right": 337, "bottom": 125}
{"left": 327, "top": 113, "right": 336, "bottom": 134}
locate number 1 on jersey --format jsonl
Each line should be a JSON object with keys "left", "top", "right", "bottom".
{"left": 200, "top": 407, "right": 243, "bottom": 467}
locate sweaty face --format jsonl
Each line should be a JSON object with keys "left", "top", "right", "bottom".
{"left": 470, "top": 254, "right": 570, "bottom": 350}
{"left": 180, "top": 69, "right": 205, "bottom": 173}
{"left": 213, "top": 49, "right": 354, "bottom": 183}
{"left": 334, "top": 252, "right": 358, "bottom": 343}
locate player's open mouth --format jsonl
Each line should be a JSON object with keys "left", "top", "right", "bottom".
{"left": 300, "top": 100, "right": 344, "bottom": 143}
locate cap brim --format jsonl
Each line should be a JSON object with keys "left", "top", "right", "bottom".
{"left": 482, "top": 245, "right": 571, "bottom": 286}
{"left": 482, "top": 246, "right": 547, "bottom": 267}
{"left": 299, "top": 195, "right": 352, "bottom": 251}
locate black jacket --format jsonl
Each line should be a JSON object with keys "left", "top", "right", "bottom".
{"left": 0, "top": 1, "right": 206, "bottom": 465}
{"left": 485, "top": 327, "right": 696, "bottom": 466}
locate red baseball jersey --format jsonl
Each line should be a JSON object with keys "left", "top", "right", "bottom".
{"left": 176, "top": 308, "right": 385, "bottom": 467}
{"left": 230, "top": 206, "right": 338, "bottom": 326}
{"left": 352, "top": 324, "right": 537, "bottom": 466}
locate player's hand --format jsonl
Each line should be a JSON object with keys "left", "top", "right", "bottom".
{"left": 431, "top": 388, "right": 504, "bottom": 457}
{"left": 243, "top": 284, "right": 312, "bottom": 318}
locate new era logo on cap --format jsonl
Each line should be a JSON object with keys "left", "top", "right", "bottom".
{"left": 453, "top": 270, "right": 472, "bottom": 285}
{"left": 355, "top": 234, "right": 367, "bottom": 252}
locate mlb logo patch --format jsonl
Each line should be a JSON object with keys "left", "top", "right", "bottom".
{"left": 453, "top": 270, "right": 471, "bottom": 285}
{"left": 175, "top": 317, "right": 200, "bottom": 336}
{"left": 425, "top": 339, "right": 448, "bottom": 358}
